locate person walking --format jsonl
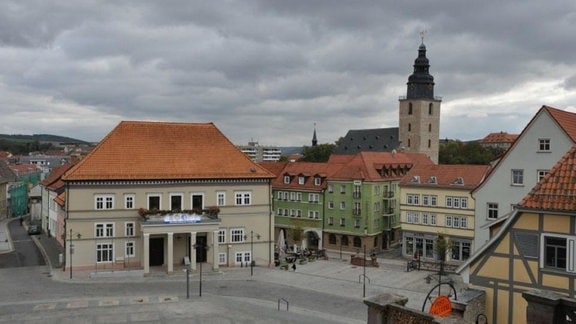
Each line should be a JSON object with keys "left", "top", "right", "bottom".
{"left": 292, "top": 263, "right": 296, "bottom": 271}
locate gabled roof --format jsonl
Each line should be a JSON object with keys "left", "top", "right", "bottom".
{"left": 473, "top": 105, "right": 576, "bottom": 194}
{"left": 401, "top": 164, "right": 490, "bottom": 189}
{"left": 0, "top": 161, "right": 16, "bottom": 184}
{"left": 479, "top": 132, "right": 518, "bottom": 144}
{"left": 62, "top": 121, "right": 275, "bottom": 181}
{"left": 41, "top": 162, "right": 76, "bottom": 191}
{"left": 258, "top": 162, "right": 289, "bottom": 177}
{"left": 334, "top": 128, "right": 400, "bottom": 155}
{"left": 330, "top": 151, "right": 433, "bottom": 181}
{"left": 266, "top": 162, "right": 334, "bottom": 190}
{"left": 519, "top": 145, "right": 576, "bottom": 211}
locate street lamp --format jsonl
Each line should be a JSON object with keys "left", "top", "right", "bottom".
{"left": 245, "top": 231, "right": 260, "bottom": 277}
{"left": 227, "top": 244, "right": 232, "bottom": 267}
{"left": 69, "top": 229, "right": 81, "bottom": 279}
{"left": 193, "top": 243, "right": 209, "bottom": 297}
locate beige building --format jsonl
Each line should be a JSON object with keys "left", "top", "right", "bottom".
{"left": 400, "top": 164, "right": 489, "bottom": 264}
{"left": 61, "top": 121, "right": 275, "bottom": 275}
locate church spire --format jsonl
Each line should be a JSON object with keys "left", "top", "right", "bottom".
{"left": 312, "top": 123, "right": 318, "bottom": 147}
{"left": 406, "top": 32, "right": 435, "bottom": 100}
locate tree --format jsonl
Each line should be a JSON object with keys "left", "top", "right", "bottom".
{"left": 439, "top": 140, "right": 503, "bottom": 165}
{"left": 300, "top": 143, "right": 335, "bottom": 162}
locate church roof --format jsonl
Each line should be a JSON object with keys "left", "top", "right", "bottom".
{"left": 333, "top": 127, "right": 400, "bottom": 155}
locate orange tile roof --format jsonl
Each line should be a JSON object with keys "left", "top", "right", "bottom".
{"left": 55, "top": 192, "right": 66, "bottom": 207}
{"left": 519, "top": 145, "right": 576, "bottom": 211}
{"left": 546, "top": 106, "right": 576, "bottom": 142}
{"left": 479, "top": 132, "right": 518, "bottom": 144}
{"left": 267, "top": 162, "right": 333, "bottom": 190}
{"left": 41, "top": 162, "right": 75, "bottom": 191}
{"left": 9, "top": 164, "right": 39, "bottom": 173}
{"left": 330, "top": 151, "right": 434, "bottom": 181}
{"left": 63, "top": 121, "right": 275, "bottom": 181}
{"left": 401, "top": 164, "right": 490, "bottom": 189}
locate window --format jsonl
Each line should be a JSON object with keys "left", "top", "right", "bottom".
{"left": 308, "top": 211, "right": 319, "bottom": 219}
{"left": 298, "top": 176, "right": 305, "bottom": 185}
{"left": 353, "top": 236, "right": 362, "bottom": 247}
{"left": 328, "top": 185, "right": 334, "bottom": 193}
{"left": 354, "top": 219, "right": 361, "bottom": 228}
{"left": 353, "top": 202, "right": 361, "bottom": 215}
{"left": 283, "top": 175, "right": 290, "bottom": 184}
{"left": 512, "top": 169, "right": 524, "bottom": 186}
{"left": 328, "top": 201, "right": 334, "bottom": 209}
{"left": 170, "top": 193, "right": 183, "bottom": 211}
{"left": 407, "top": 211, "right": 419, "bottom": 224}
{"left": 407, "top": 194, "right": 420, "bottom": 205}
{"left": 217, "top": 192, "right": 226, "bottom": 206}
{"left": 125, "top": 241, "right": 135, "bottom": 257}
{"left": 408, "top": 123, "right": 411, "bottom": 132}
{"left": 329, "top": 233, "right": 336, "bottom": 244}
{"left": 428, "top": 139, "right": 431, "bottom": 148}
{"left": 290, "top": 192, "right": 296, "bottom": 201}
{"left": 283, "top": 192, "right": 289, "bottom": 200}
{"left": 290, "top": 209, "right": 295, "bottom": 217}
{"left": 314, "top": 177, "right": 321, "bottom": 186}
{"left": 446, "top": 196, "right": 467, "bottom": 209}
{"left": 340, "top": 185, "right": 346, "bottom": 194}
{"left": 446, "top": 216, "right": 452, "bottom": 227}
{"left": 328, "top": 216, "right": 334, "bottom": 225}
{"left": 277, "top": 191, "right": 283, "bottom": 200}
{"left": 428, "top": 123, "right": 432, "bottom": 132}
{"left": 234, "top": 192, "right": 252, "bottom": 205}
{"left": 297, "top": 209, "right": 302, "bottom": 217}
{"left": 191, "top": 193, "right": 204, "bottom": 210}
{"left": 487, "top": 203, "right": 498, "bottom": 219}
{"left": 218, "top": 253, "right": 227, "bottom": 265}
{"left": 277, "top": 208, "right": 283, "bottom": 216}
{"left": 430, "top": 214, "right": 437, "bottom": 225}
{"left": 341, "top": 235, "right": 349, "bottom": 246}
{"left": 96, "top": 243, "right": 113, "bottom": 262}
{"left": 537, "top": 170, "right": 549, "bottom": 182}
{"left": 425, "top": 239, "right": 434, "bottom": 259}
{"left": 296, "top": 193, "right": 302, "bottom": 201}
{"left": 96, "top": 223, "right": 114, "bottom": 238}
{"left": 340, "top": 201, "right": 346, "bottom": 209}
{"left": 429, "top": 103, "right": 433, "bottom": 115}
{"left": 125, "top": 222, "right": 135, "bottom": 237}
{"left": 539, "top": 138, "right": 551, "bottom": 152}
{"left": 148, "top": 194, "right": 161, "bottom": 210}
{"left": 374, "top": 202, "right": 380, "bottom": 211}
{"left": 309, "top": 193, "right": 320, "bottom": 203}
{"left": 95, "top": 194, "right": 114, "bottom": 210}
{"left": 230, "top": 228, "right": 245, "bottom": 243}
{"left": 408, "top": 103, "right": 413, "bottom": 115}
{"left": 544, "top": 236, "right": 567, "bottom": 270}
{"left": 235, "top": 252, "right": 251, "bottom": 264}
{"left": 422, "top": 195, "right": 437, "bottom": 206}
{"left": 218, "top": 229, "right": 226, "bottom": 243}
{"left": 340, "top": 218, "right": 346, "bottom": 226}
{"left": 451, "top": 240, "right": 471, "bottom": 261}
{"left": 124, "top": 194, "right": 135, "bottom": 209}
{"left": 422, "top": 213, "right": 428, "bottom": 224}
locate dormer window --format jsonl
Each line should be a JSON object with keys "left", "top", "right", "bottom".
{"left": 283, "top": 175, "right": 290, "bottom": 184}
{"left": 314, "top": 177, "right": 321, "bottom": 186}
{"left": 410, "top": 176, "right": 420, "bottom": 183}
{"left": 453, "top": 177, "right": 464, "bottom": 185}
{"left": 298, "top": 176, "right": 305, "bottom": 185}
{"left": 427, "top": 176, "right": 437, "bottom": 184}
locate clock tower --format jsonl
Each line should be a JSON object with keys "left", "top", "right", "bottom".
{"left": 399, "top": 39, "right": 441, "bottom": 163}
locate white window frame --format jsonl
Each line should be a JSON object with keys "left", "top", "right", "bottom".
{"left": 95, "top": 223, "right": 114, "bottom": 238}
{"left": 218, "top": 229, "right": 226, "bottom": 243}
{"left": 487, "top": 203, "right": 498, "bottom": 219}
{"left": 298, "top": 176, "right": 305, "bottom": 185}
{"left": 170, "top": 193, "right": 184, "bottom": 211}
{"left": 446, "top": 216, "right": 453, "bottom": 227}
{"left": 283, "top": 175, "right": 290, "bottom": 184}
{"left": 95, "top": 194, "right": 114, "bottom": 210}
{"left": 540, "top": 234, "right": 575, "bottom": 272}
{"left": 218, "top": 253, "right": 227, "bottom": 265}
{"left": 125, "top": 241, "right": 135, "bottom": 258}
{"left": 407, "top": 194, "right": 420, "bottom": 205}
{"left": 234, "top": 191, "right": 252, "bottom": 206}
{"left": 512, "top": 169, "right": 524, "bottom": 186}
{"left": 125, "top": 222, "right": 135, "bottom": 237}
{"left": 190, "top": 192, "right": 204, "bottom": 210}
{"left": 328, "top": 201, "right": 334, "bottom": 209}
{"left": 124, "top": 194, "right": 135, "bottom": 209}
{"left": 147, "top": 193, "right": 162, "bottom": 210}
{"left": 538, "top": 138, "right": 551, "bottom": 152}
{"left": 328, "top": 216, "right": 334, "bottom": 225}
{"left": 314, "top": 177, "right": 321, "bottom": 186}
{"left": 339, "top": 218, "right": 346, "bottom": 226}
{"left": 217, "top": 192, "right": 226, "bottom": 206}
{"left": 537, "top": 170, "right": 549, "bottom": 182}
{"left": 96, "top": 243, "right": 114, "bottom": 263}
{"left": 340, "top": 185, "right": 346, "bottom": 194}
{"left": 340, "top": 201, "right": 346, "bottom": 209}
{"left": 328, "top": 185, "right": 334, "bottom": 193}
{"left": 230, "top": 228, "right": 245, "bottom": 243}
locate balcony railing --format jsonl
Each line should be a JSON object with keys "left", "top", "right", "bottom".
{"left": 383, "top": 191, "right": 394, "bottom": 199}
{"left": 353, "top": 209, "right": 362, "bottom": 216}
{"left": 353, "top": 192, "right": 361, "bottom": 199}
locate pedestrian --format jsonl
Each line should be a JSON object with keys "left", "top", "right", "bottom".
{"left": 292, "top": 263, "right": 296, "bottom": 271}
{"left": 19, "top": 217, "right": 22, "bottom": 226}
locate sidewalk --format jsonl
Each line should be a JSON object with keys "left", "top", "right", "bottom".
{"left": 0, "top": 218, "right": 13, "bottom": 254}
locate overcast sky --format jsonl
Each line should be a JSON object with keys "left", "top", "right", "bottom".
{"left": 1, "top": 1, "right": 576, "bottom": 146}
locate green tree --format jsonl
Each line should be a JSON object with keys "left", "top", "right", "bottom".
{"left": 439, "top": 140, "right": 502, "bottom": 165}
{"left": 300, "top": 143, "right": 335, "bottom": 162}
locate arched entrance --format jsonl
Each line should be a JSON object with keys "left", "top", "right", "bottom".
{"left": 303, "top": 229, "right": 321, "bottom": 250}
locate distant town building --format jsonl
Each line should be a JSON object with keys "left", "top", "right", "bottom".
{"left": 478, "top": 131, "right": 518, "bottom": 150}
{"left": 238, "top": 141, "right": 282, "bottom": 162}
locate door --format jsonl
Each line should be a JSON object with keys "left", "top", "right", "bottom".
{"left": 195, "top": 236, "right": 207, "bottom": 263}
{"left": 149, "top": 237, "right": 164, "bottom": 266}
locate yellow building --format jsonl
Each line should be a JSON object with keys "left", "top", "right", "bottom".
{"left": 458, "top": 146, "right": 576, "bottom": 323}
{"left": 61, "top": 121, "right": 275, "bottom": 275}
{"left": 400, "top": 164, "right": 489, "bottom": 264}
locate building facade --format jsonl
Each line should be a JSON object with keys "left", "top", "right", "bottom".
{"left": 61, "top": 121, "right": 275, "bottom": 275}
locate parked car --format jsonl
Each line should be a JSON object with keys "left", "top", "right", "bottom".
{"left": 28, "top": 225, "right": 41, "bottom": 235}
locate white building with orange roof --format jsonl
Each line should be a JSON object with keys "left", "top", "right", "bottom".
{"left": 400, "top": 164, "right": 490, "bottom": 265}
{"left": 478, "top": 131, "right": 518, "bottom": 151}
{"left": 61, "top": 121, "right": 275, "bottom": 275}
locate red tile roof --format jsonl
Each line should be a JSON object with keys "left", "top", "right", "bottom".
{"left": 41, "top": 162, "right": 75, "bottom": 191}
{"left": 519, "top": 145, "right": 576, "bottom": 211}
{"left": 401, "top": 164, "right": 490, "bottom": 189}
{"left": 479, "top": 132, "right": 518, "bottom": 144}
{"left": 546, "top": 106, "right": 576, "bottom": 142}
{"left": 268, "top": 162, "right": 333, "bottom": 190}
{"left": 62, "top": 121, "right": 275, "bottom": 181}
{"left": 9, "top": 164, "right": 39, "bottom": 173}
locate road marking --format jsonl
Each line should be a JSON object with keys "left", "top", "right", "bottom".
{"left": 33, "top": 303, "right": 56, "bottom": 311}
{"left": 67, "top": 300, "right": 90, "bottom": 309}
{"left": 99, "top": 299, "right": 120, "bottom": 307}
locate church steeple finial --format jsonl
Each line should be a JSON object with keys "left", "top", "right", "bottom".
{"left": 406, "top": 33, "right": 435, "bottom": 100}
{"left": 312, "top": 123, "right": 318, "bottom": 147}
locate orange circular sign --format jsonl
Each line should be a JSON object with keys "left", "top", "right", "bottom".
{"left": 429, "top": 295, "right": 452, "bottom": 317}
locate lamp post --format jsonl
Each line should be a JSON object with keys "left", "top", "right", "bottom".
{"left": 69, "top": 229, "right": 81, "bottom": 279}
{"left": 227, "top": 244, "right": 232, "bottom": 267}
{"left": 363, "top": 244, "right": 366, "bottom": 298}
{"left": 246, "top": 231, "right": 260, "bottom": 278}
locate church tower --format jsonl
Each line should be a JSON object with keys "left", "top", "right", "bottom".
{"left": 398, "top": 37, "right": 441, "bottom": 163}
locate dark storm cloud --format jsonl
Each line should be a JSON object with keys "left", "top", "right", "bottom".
{"left": 0, "top": 0, "right": 575, "bottom": 145}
